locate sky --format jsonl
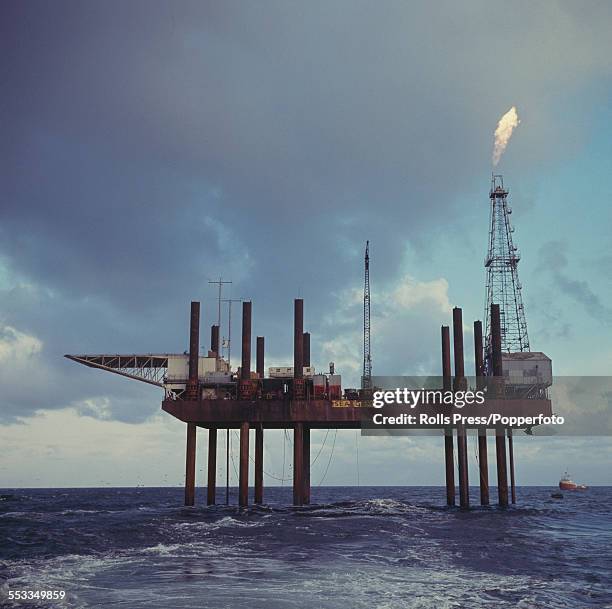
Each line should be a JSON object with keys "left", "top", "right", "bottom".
{"left": 1, "top": 0, "right": 611, "bottom": 488}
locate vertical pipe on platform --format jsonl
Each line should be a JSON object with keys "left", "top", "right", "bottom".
{"left": 441, "top": 325, "right": 455, "bottom": 507}
{"left": 491, "top": 303, "right": 509, "bottom": 507}
{"left": 303, "top": 426, "right": 310, "bottom": 505}
{"left": 294, "top": 299, "right": 304, "bottom": 399}
{"left": 474, "top": 320, "right": 489, "bottom": 506}
{"left": 186, "top": 302, "right": 200, "bottom": 400}
{"left": 211, "top": 325, "right": 220, "bottom": 357}
{"left": 293, "top": 423, "right": 304, "bottom": 506}
{"left": 185, "top": 304, "right": 199, "bottom": 503}
{"left": 453, "top": 307, "right": 469, "bottom": 509}
{"left": 508, "top": 429, "right": 516, "bottom": 504}
{"left": 294, "top": 300, "right": 304, "bottom": 376}
{"left": 241, "top": 302, "right": 252, "bottom": 380}
{"left": 239, "top": 422, "right": 250, "bottom": 507}
{"left": 207, "top": 428, "right": 217, "bottom": 505}
{"left": 303, "top": 332, "right": 311, "bottom": 368}
{"left": 185, "top": 423, "right": 196, "bottom": 506}
{"left": 452, "top": 308, "right": 465, "bottom": 382}
{"left": 254, "top": 424, "right": 264, "bottom": 504}
{"left": 256, "top": 337, "right": 265, "bottom": 379}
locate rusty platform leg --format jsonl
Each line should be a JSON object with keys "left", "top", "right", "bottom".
{"left": 478, "top": 431, "right": 489, "bottom": 506}
{"left": 207, "top": 428, "right": 217, "bottom": 506}
{"left": 256, "top": 337, "right": 265, "bottom": 379}
{"left": 293, "top": 299, "right": 305, "bottom": 399}
{"left": 254, "top": 424, "right": 264, "bottom": 504}
{"left": 239, "top": 422, "right": 250, "bottom": 507}
{"left": 241, "top": 302, "right": 252, "bottom": 377}
{"left": 495, "top": 430, "right": 509, "bottom": 507}
{"left": 293, "top": 423, "right": 304, "bottom": 506}
{"left": 474, "top": 320, "right": 489, "bottom": 506}
{"left": 211, "top": 324, "right": 220, "bottom": 357}
{"left": 444, "top": 430, "right": 455, "bottom": 507}
{"left": 303, "top": 332, "right": 310, "bottom": 367}
{"left": 240, "top": 302, "right": 252, "bottom": 399}
{"left": 453, "top": 308, "right": 469, "bottom": 509}
{"left": 185, "top": 423, "right": 196, "bottom": 506}
{"left": 490, "top": 303, "right": 508, "bottom": 507}
{"left": 508, "top": 429, "right": 516, "bottom": 504}
{"left": 303, "top": 426, "right": 310, "bottom": 505}
{"left": 225, "top": 429, "right": 230, "bottom": 505}
{"left": 186, "top": 302, "right": 200, "bottom": 400}
{"left": 441, "top": 325, "right": 455, "bottom": 506}
{"left": 457, "top": 428, "right": 469, "bottom": 509}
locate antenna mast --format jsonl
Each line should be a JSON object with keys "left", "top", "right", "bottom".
{"left": 208, "top": 277, "right": 232, "bottom": 330}
{"left": 362, "top": 241, "right": 372, "bottom": 390}
{"left": 221, "top": 298, "right": 243, "bottom": 368}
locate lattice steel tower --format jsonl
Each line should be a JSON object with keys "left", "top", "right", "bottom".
{"left": 362, "top": 240, "right": 372, "bottom": 390}
{"left": 484, "top": 175, "right": 530, "bottom": 356}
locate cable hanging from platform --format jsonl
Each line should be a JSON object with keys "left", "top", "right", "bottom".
{"left": 317, "top": 428, "right": 337, "bottom": 486}
{"left": 311, "top": 429, "right": 330, "bottom": 466}
{"left": 232, "top": 429, "right": 293, "bottom": 483}
{"left": 229, "top": 433, "right": 239, "bottom": 480}
{"left": 223, "top": 427, "right": 335, "bottom": 485}
{"left": 281, "top": 429, "right": 286, "bottom": 486}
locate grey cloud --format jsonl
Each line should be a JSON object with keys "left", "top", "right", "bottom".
{"left": 538, "top": 240, "right": 611, "bottom": 324}
{"left": 1, "top": 1, "right": 612, "bottom": 420}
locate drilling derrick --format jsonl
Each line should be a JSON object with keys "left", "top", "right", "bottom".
{"left": 362, "top": 240, "right": 372, "bottom": 390}
{"left": 484, "top": 175, "right": 530, "bottom": 361}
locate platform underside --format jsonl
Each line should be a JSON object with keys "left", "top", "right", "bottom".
{"left": 162, "top": 398, "right": 552, "bottom": 430}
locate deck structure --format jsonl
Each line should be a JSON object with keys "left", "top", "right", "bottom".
{"left": 67, "top": 298, "right": 552, "bottom": 508}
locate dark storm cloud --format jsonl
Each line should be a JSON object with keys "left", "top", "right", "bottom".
{"left": 538, "top": 241, "right": 612, "bottom": 325}
{"left": 1, "top": 1, "right": 612, "bottom": 420}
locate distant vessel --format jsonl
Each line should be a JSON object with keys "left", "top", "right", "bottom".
{"left": 559, "top": 471, "right": 588, "bottom": 491}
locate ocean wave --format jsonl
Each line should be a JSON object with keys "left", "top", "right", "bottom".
{"left": 0, "top": 509, "right": 102, "bottom": 520}
{"left": 301, "top": 497, "right": 430, "bottom": 519}
{"left": 0, "top": 511, "right": 28, "bottom": 519}
{"left": 1, "top": 487, "right": 610, "bottom": 608}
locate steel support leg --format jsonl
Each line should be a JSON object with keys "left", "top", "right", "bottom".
{"left": 457, "top": 426, "right": 469, "bottom": 508}
{"left": 496, "top": 430, "right": 509, "bottom": 507}
{"left": 185, "top": 423, "right": 196, "bottom": 506}
{"left": 207, "top": 428, "right": 217, "bottom": 505}
{"left": 239, "top": 422, "right": 249, "bottom": 507}
{"left": 444, "top": 429, "right": 455, "bottom": 507}
{"left": 293, "top": 423, "right": 304, "bottom": 506}
{"left": 478, "top": 430, "right": 489, "bottom": 506}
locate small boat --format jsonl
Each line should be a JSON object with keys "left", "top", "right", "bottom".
{"left": 551, "top": 492, "right": 563, "bottom": 499}
{"left": 559, "top": 471, "right": 588, "bottom": 491}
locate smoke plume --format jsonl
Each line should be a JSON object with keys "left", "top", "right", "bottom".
{"left": 492, "top": 106, "right": 520, "bottom": 166}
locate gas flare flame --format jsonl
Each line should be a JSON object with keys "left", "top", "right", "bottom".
{"left": 492, "top": 106, "right": 520, "bottom": 166}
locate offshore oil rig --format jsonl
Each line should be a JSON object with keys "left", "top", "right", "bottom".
{"left": 66, "top": 175, "right": 552, "bottom": 509}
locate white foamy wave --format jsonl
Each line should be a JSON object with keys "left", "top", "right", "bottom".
{"left": 170, "top": 515, "right": 266, "bottom": 533}
{"left": 138, "top": 542, "right": 186, "bottom": 556}
{"left": 361, "top": 498, "right": 425, "bottom": 513}
{"left": 0, "top": 511, "right": 28, "bottom": 518}
{"left": 1, "top": 553, "right": 132, "bottom": 609}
